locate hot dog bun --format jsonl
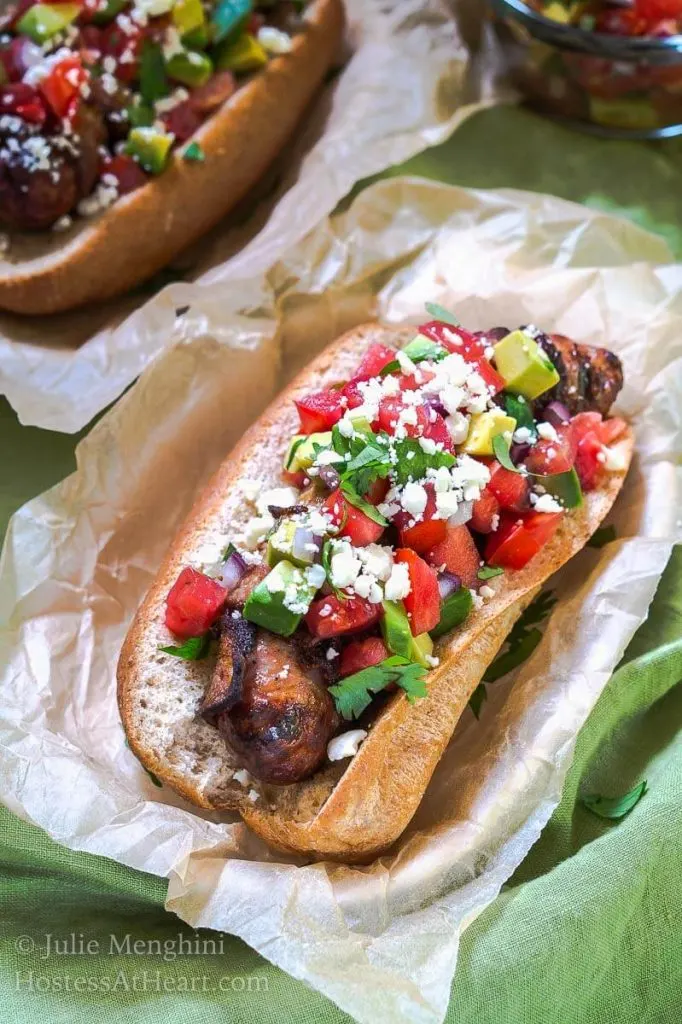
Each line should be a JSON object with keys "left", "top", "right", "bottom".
{"left": 0, "top": 0, "right": 343, "bottom": 316}
{"left": 117, "top": 322, "right": 633, "bottom": 861}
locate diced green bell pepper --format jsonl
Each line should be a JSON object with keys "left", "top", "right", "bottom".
{"left": 17, "top": 3, "right": 81, "bottom": 43}
{"left": 166, "top": 49, "right": 213, "bottom": 87}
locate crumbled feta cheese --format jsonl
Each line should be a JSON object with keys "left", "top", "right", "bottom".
{"left": 537, "top": 421, "right": 559, "bottom": 442}
{"left": 440, "top": 384, "right": 467, "bottom": 414}
{"left": 327, "top": 729, "right": 367, "bottom": 762}
{"left": 353, "top": 574, "right": 383, "bottom": 603}
{"left": 247, "top": 788, "right": 259, "bottom": 803}
{"left": 52, "top": 215, "right": 72, "bottom": 233}
{"left": 242, "top": 514, "right": 274, "bottom": 549}
{"left": 401, "top": 481, "right": 428, "bottom": 517}
{"left": 425, "top": 655, "right": 440, "bottom": 668}
{"left": 513, "top": 426, "right": 534, "bottom": 444}
{"left": 445, "top": 411, "right": 470, "bottom": 445}
{"left": 435, "top": 490, "right": 461, "bottom": 519}
{"left": 318, "top": 603, "right": 333, "bottom": 618}
{"left": 471, "top": 591, "right": 483, "bottom": 610}
{"left": 418, "top": 436, "right": 438, "bottom": 455}
{"left": 530, "top": 492, "right": 564, "bottom": 514}
{"left": 233, "top": 769, "right": 251, "bottom": 787}
{"left": 326, "top": 647, "right": 339, "bottom": 661}
{"left": 384, "top": 562, "right": 411, "bottom": 601}
{"left": 255, "top": 486, "right": 299, "bottom": 515}
{"left": 479, "top": 585, "right": 495, "bottom": 599}
{"left": 258, "top": 25, "right": 293, "bottom": 54}
{"left": 396, "top": 349, "right": 417, "bottom": 374}
{"left": 357, "top": 543, "right": 394, "bottom": 581}
{"left": 133, "top": 0, "right": 174, "bottom": 16}
{"left": 330, "top": 541, "right": 362, "bottom": 589}
{"left": 316, "top": 448, "right": 345, "bottom": 465}
{"left": 305, "top": 564, "right": 326, "bottom": 590}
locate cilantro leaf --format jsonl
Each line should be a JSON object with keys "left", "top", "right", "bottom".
{"left": 483, "top": 627, "right": 542, "bottom": 682}
{"left": 329, "top": 656, "right": 428, "bottom": 720}
{"left": 144, "top": 767, "right": 163, "bottom": 788}
{"left": 183, "top": 141, "right": 205, "bottom": 162}
{"left": 503, "top": 394, "right": 536, "bottom": 437}
{"left": 581, "top": 780, "right": 647, "bottom": 821}
{"left": 380, "top": 339, "right": 448, "bottom": 375}
{"left": 492, "top": 432, "right": 519, "bottom": 473}
{"left": 391, "top": 437, "right": 455, "bottom": 487}
{"left": 508, "top": 590, "right": 557, "bottom": 640}
{"left": 588, "top": 524, "right": 617, "bottom": 549}
{"left": 425, "top": 301, "right": 461, "bottom": 326}
{"left": 321, "top": 539, "right": 346, "bottom": 601}
{"left": 340, "top": 481, "right": 389, "bottom": 526}
{"left": 468, "top": 682, "right": 487, "bottom": 719}
{"left": 158, "top": 634, "right": 210, "bottom": 660}
{"left": 478, "top": 566, "right": 504, "bottom": 580}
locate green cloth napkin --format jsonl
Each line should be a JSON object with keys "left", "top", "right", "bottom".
{"left": 2, "top": 105, "right": 682, "bottom": 1023}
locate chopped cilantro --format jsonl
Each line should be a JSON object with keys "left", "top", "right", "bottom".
{"left": 340, "top": 481, "right": 389, "bottom": 526}
{"left": 581, "top": 780, "right": 647, "bottom": 821}
{"left": 588, "top": 524, "right": 617, "bottom": 549}
{"left": 503, "top": 394, "right": 536, "bottom": 438}
{"left": 492, "top": 432, "right": 519, "bottom": 473}
{"left": 478, "top": 565, "right": 504, "bottom": 581}
{"left": 139, "top": 40, "right": 169, "bottom": 104}
{"left": 158, "top": 634, "right": 210, "bottom": 660}
{"left": 425, "top": 301, "right": 461, "bottom": 326}
{"left": 482, "top": 589, "right": 557, "bottom": 683}
{"left": 391, "top": 437, "right": 455, "bottom": 487}
{"left": 329, "top": 656, "right": 428, "bottom": 720}
{"left": 183, "top": 141, "right": 205, "bottom": 162}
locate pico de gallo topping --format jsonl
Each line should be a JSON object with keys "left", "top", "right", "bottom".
{"left": 0, "top": 0, "right": 306, "bottom": 233}
{"left": 160, "top": 309, "right": 628, "bottom": 778}
{"left": 529, "top": 0, "right": 682, "bottom": 37}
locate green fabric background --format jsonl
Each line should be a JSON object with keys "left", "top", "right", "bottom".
{"left": 1, "top": 106, "right": 681, "bottom": 1023}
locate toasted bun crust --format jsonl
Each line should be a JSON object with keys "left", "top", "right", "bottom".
{"left": 117, "top": 321, "right": 634, "bottom": 861}
{"left": 0, "top": 0, "right": 343, "bottom": 315}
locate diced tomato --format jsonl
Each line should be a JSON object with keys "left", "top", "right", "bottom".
{"left": 419, "top": 320, "right": 485, "bottom": 358}
{"left": 416, "top": 405, "right": 454, "bottom": 452}
{"left": 0, "top": 82, "right": 46, "bottom": 124}
{"left": 488, "top": 462, "right": 530, "bottom": 510}
{"left": 395, "top": 548, "right": 440, "bottom": 635}
{"left": 189, "top": 71, "right": 236, "bottom": 115}
{"left": 306, "top": 595, "right": 382, "bottom": 639}
{"left": 575, "top": 431, "right": 603, "bottom": 492}
{"left": 162, "top": 100, "right": 202, "bottom": 142}
{"left": 424, "top": 524, "right": 480, "bottom": 588}
{"left": 340, "top": 379, "right": 364, "bottom": 410}
{"left": 394, "top": 483, "right": 447, "bottom": 553}
{"left": 39, "top": 55, "right": 88, "bottom": 118}
{"left": 598, "top": 416, "right": 628, "bottom": 446}
{"left": 419, "top": 320, "right": 505, "bottom": 394}
{"left": 101, "top": 152, "right": 147, "bottom": 195}
{"left": 525, "top": 423, "right": 576, "bottom": 475}
{"left": 485, "top": 510, "right": 563, "bottom": 570}
{"left": 470, "top": 488, "right": 500, "bottom": 534}
{"left": 397, "top": 366, "right": 435, "bottom": 392}
{"left": 101, "top": 22, "right": 144, "bottom": 83}
{"left": 164, "top": 567, "right": 226, "bottom": 639}
{"left": 339, "top": 636, "right": 388, "bottom": 677}
{"left": 570, "top": 411, "right": 602, "bottom": 441}
{"left": 282, "top": 469, "right": 307, "bottom": 488}
{"left": 295, "top": 388, "right": 344, "bottom": 434}
{"left": 376, "top": 395, "right": 404, "bottom": 435}
{"left": 636, "top": 0, "right": 682, "bottom": 20}
{"left": 324, "top": 489, "right": 385, "bottom": 546}
{"left": 353, "top": 342, "right": 396, "bottom": 381}
{"left": 365, "top": 477, "right": 389, "bottom": 505}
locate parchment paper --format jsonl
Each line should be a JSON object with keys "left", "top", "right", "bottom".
{"left": 0, "top": 0, "right": 508, "bottom": 434}
{"left": 1, "top": 180, "right": 680, "bottom": 1024}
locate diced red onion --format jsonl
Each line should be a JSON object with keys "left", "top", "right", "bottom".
{"left": 438, "top": 571, "right": 461, "bottom": 599}
{"left": 292, "top": 527, "right": 322, "bottom": 564}
{"left": 447, "top": 499, "right": 473, "bottom": 526}
{"left": 319, "top": 465, "right": 341, "bottom": 491}
{"left": 422, "top": 393, "right": 448, "bottom": 418}
{"left": 218, "top": 549, "right": 248, "bottom": 590}
{"left": 474, "top": 327, "right": 509, "bottom": 343}
{"left": 543, "top": 401, "right": 571, "bottom": 427}
{"left": 510, "top": 442, "right": 531, "bottom": 464}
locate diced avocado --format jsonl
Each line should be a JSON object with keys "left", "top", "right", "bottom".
{"left": 17, "top": 2, "right": 80, "bottom": 43}
{"left": 461, "top": 408, "right": 517, "bottom": 456}
{"left": 589, "top": 96, "right": 658, "bottom": 131}
{"left": 182, "top": 24, "right": 211, "bottom": 49}
{"left": 166, "top": 49, "right": 213, "bottom": 87}
{"left": 266, "top": 519, "right": 318, "bottom": 569}
{"left": 284, "top": 431, "right": 332, "bottom": 472}
{"left": 381, "top": 600, "right": 413, "bottom": 660}
{"left": 535, "top": 468, "right": 583, "bottom": 509}
{"left": 91, "top": 0, "right": 128, "bottom": 25}
{"left": 493, "top": 329, "right": 560, "bottom": 400}
{"left": 430, "top": 588, "right": 473, "bottom": 639}
{"left": 243, "top": 560, "right": 316, "bottom": 637}
{"left": 125, "top": 127, "right": 174, "bottom": 175}
{"left": 214, "top": 32, "right": 268, "bottom": 74}
{"left": 402, "top": 335, "right": 447, "bottom": 363}
{"left": 344, "top": 412, "right": 373, "bottom": 434}
{"left": 410, "top": 631, "right": 434, "bottom": 668}
{"left": 172, "top": 0, "right": 206, "bottom": 36}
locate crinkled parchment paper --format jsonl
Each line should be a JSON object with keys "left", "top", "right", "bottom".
{"left": 1, "top": 180, "right": 680, "bottom": 1024}
{"left": 0, "top": 0, "right": 509, "bottom": 434}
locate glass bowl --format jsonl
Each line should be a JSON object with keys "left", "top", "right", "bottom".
{"left": 489, "top": 0, "right": 682, "bottom": 139}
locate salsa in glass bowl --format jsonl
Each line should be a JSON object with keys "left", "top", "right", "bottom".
{"left": 490, "top": 0, "right": 682, "bottom": 138}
